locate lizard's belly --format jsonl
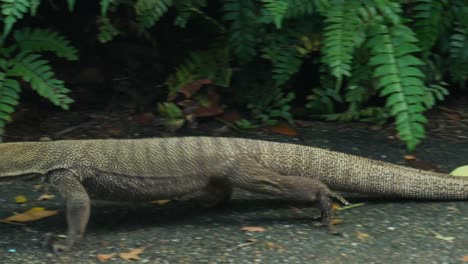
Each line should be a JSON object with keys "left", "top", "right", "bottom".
{"left": 81, "top": 172, "right": 208, "bottom": 202}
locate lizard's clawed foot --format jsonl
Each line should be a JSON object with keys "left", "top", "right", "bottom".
{"left": 327, "top": 224, "right": 340, "bottom": 235}
{"left": 41, "top": 233, "right": 70, "bottom": 254}
{"left": 52, "top": 243, "right": 71, "bottom": 254}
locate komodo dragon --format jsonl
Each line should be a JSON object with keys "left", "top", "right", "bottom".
{"left": 1, "top": 137, "right": 467, "bottom": 252}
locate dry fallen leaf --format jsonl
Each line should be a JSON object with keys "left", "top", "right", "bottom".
{"left": 177, "top": 79, "right": 212, "bottom": 99}
{"left": 96, "top": 253, "right": 117, "bottom": 262}
{"left": 151, "top": 200, "right": 171, "bottom": 205}
{"left": 234, "top": 238, "right": 258, "bottom": 249}
{"left": 37, "top": 194, "right": 55, "bottom": 201}
{"left": 403, "top": 155, "right": 416, "bottom": 160}
{"left": 332, "top": 219, "right": 343, "bottom": 225}
{"left": 268, "top": 123, "right": 298, "bottom": 137}
{"left": 2, "top": 207, "right": 58, "bottom": 222}
{"left": 446, "top": 113, "right": 461, "bottom": 121}
{"left": 134, "top": 113, "right": 155, "bottom": 125}
{"left": 462, "top": 255, "right": 468, "bottom": 262}
{"left": 265, "top": 242, "right": 285, "bottom": 251}
{"left": 240, "top": 226, "right": 266, "bottom": 232}
{"left": 15, "top": 195, "right": 27, "bottom": 204}
{"left": 119, "top": 248, "right": 145, "bottom": 261}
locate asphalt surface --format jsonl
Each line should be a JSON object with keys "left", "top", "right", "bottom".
{"left": 1, "top": 123, "right": 467, "bottom": 263}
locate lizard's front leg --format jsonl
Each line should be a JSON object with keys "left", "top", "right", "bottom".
{"left": 47, "top": 169, "right": 91, "bottom": 253}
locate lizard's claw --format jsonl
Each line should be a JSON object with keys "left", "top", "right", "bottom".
{"left": 41, "top": 233, "right": 69, "bottom": 254}
{"left": 52, "top": 243, "right": 70, "bottom": 254}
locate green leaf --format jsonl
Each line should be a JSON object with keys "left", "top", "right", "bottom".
{"left": 14, "top": 28, "right": 78, "bottom": 61}
{"left": 10, "top": 52, "right": 73, "bottom": 109}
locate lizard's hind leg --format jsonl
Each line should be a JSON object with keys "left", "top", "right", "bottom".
{"left": 225, "top": 157, "right": 337, "bottom": 234}
{"left": 184, "top": 177, "right": 233, "bottom": 208}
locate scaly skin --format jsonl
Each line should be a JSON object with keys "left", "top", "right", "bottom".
{"left": 1, "top": 137, "right": 467, "bottom": 252}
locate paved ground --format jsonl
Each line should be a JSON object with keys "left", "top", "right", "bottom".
{"left": 1, "top": 123, "right": 467, "bottom": 263}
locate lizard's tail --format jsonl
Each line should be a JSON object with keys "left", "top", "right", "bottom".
{"left": 306, "top": 148, "right": 468, "bottom": 200}
{"left": 251, "top": 141, "right": 468, "bottom": 200}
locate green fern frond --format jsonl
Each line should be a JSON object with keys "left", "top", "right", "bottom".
{"left": 448, "top": 26, "right": 468, "bottom": 83}
{"left": 135, "top": 0, "right": 173, "bottom": 30}
{"left": 284, "top": 0, "right": 313, "bottom": 18}
{"left": 368, "top": 24, "right": 427, "bottom": 150}
{"left": 10, "top": 52, "right": 73, "bottom": 109}
{"left": 370, "top": 0, "right": 401, "bottom": 25}
{"left": 1, "top": 0, "right": 30, "bottom": 41}
{"left": 101, "top": 0, "right": 115, "bottom": 16}
{"left": 0, "top": 58, "right": 20, "bottom": 139}
{"left": 321, "top": 0, "right": 363, "bottom": 88}
{"left": 262, "top": 34, "right": 302, "bottom": 87}
{"left": 66, "top": 0, "right": 75, "bottom": 11}
{"left": 173, "top": 0, "right": 208, "bottom": 28}
{"left": 97, "top": 16, "right": 120, "bottom": 43}
{"left": 166, "top": 48, "right": 231, "bottom": 96}
{"left": 29, "top": 0, "right": 40, "bottom": 16}
{"left": 412, "top": 0, "right": 444, "bottom": 52}
{"left": 223, "top": 0, "right": 257, "bottom": 63}
{"left": 259, "top": 0, "right": 288, "bottom": 29}
{"left": 423, "top": 82, "right": 448, "bottom": 109}
{"left": 14, "top": 28, "right": 78, "bottom": 61}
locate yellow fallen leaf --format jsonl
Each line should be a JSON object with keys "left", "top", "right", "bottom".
{"left": 332, "top": 218, "right": 343, "bottom": 225}
{"left": 462, "top": 255, "right": 468, "bottom": 262}
{"left": 151, "top": 200, "right": 171, "bottom": 205}
{"left": 96, "top": 253, "right": 116, "bottom": 262}
{"left": 15, "top": 195, "right": 27, "bottom": 204}
{"left": 240, "top": 226, "right": 266, "bottom": 232}
{"left": 357, "top": 231, "right": 371, "bottom": 241}
{"left": 332, "top": 202, "right": 341, "bottom": 210}
{"left": 450, "top": 165, "right": 468, "bottom": 177}
{"left": 431, "top": 231, "right": 455, "bottom": 242}
{"left": 37, "top": 194, "right": 55, "bottom": 201}
{"left": 2, "top": 207, "right": 58, "bottom": 222}
{"left": 119, "top": 248, "right": 145, "bottom": 261}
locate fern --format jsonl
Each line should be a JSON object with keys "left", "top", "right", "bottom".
{"left": 448, "top": 26, "right": 468, "bottom": 84}
{"left": 259, "top": 0, "right": 289, "bottom": 29}
{"left": 10, "top": 52, "right": 73, "bottom": 108}
{"left": 424, "top": 82, "right": 449, "bottom": 109}
{"left": 262, "top": 33, "right": 303, "bottom": 87}
{"left": 29, "top": 0, "right": 40, "bottom": 16}
{"left": 97, "top": 16, "right": 120, "bottom": 43}
{"left": 173, "top": 0, "right": 208, "bottom": 28}
{"left": 248, "top": 88, "right": 295, "bottom": 125}
{"left": 368, "top": 23, "right": 427, "bottom": 150}
{"left": 321, "top": 0, "right": 364, "bottom": 90}
{"left": 370, "top": 0, "right": 401, "bottom": 25}
{"left": 66, "top": 0, "right": 75, "bottom": 11}
{"left": 223, "top": 0, "right": 257, "bottom": 63}
{"left": 412, "top": 0, "right": 444, "bottom": 53}
{"left": 14, "top": 28, "right": 79, "bottom": 60}
{"left": 1, "top": 0, "right": 30, "bottom": 42}
{"left": 166, "top": 48, "right": 231, "bottom": 97}
{"left": 284, "top": 0, "right": 313, "bottom": 18}
{"left": 0, "top": 57, "right": 20, "bottom": 137}
{"left": 101, "top": 0, "right": 115, "bottom": 16}
{"left": 135, "top": 0, "right": 173, "bottom": 30}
